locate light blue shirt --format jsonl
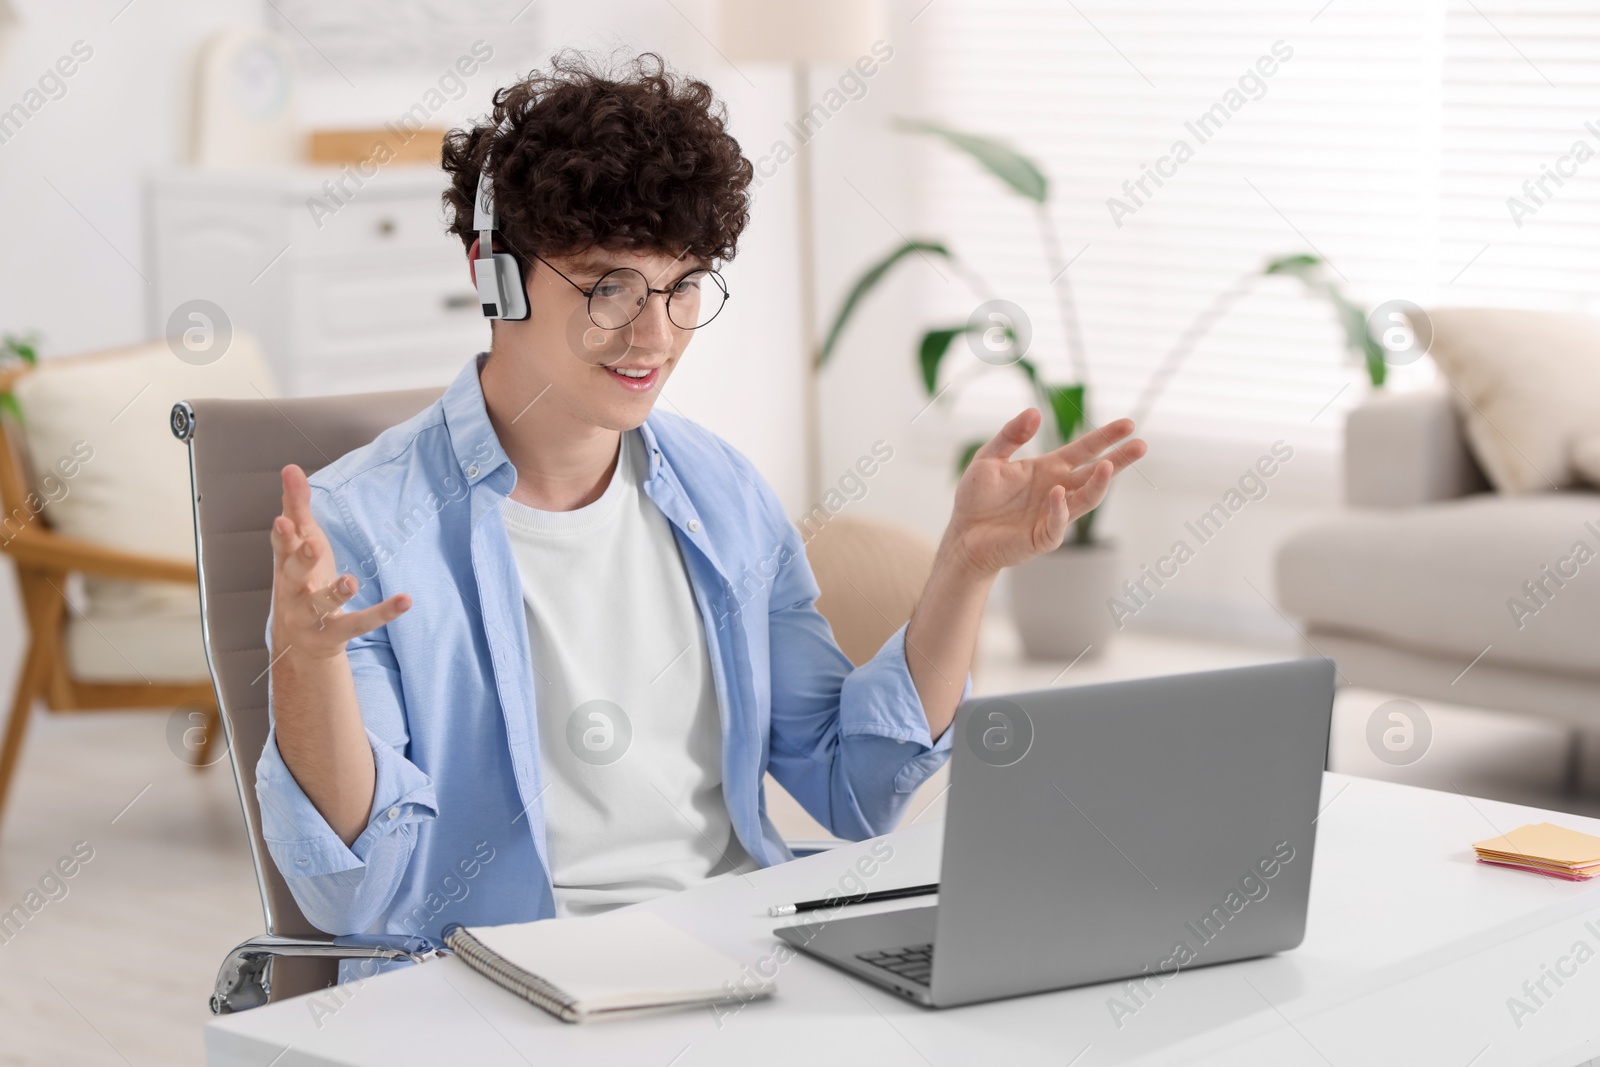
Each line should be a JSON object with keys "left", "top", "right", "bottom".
{"left": 256, "top": 352, "right": 959, "bottom": 961}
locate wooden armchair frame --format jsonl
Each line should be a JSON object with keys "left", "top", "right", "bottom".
{"left": 0, "top": 358, "right": 219, "bottom": 835}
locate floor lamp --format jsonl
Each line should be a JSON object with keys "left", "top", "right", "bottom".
{"left": 719, "top": 1, "right": 886, "bottom": 504}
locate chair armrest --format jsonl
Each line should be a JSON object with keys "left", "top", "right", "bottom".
{"left": 1344, "top": 388, "right": 1488, "bottom": 508}
{"left": 1, "top": 527, "right": 196, "bottom": 582}
{"left": 212, "top": 933, "right": 444, "bottom": 1014}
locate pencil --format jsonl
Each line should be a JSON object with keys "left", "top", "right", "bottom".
{"left": 767, "top": 882, "right": 939, "bottom": 918}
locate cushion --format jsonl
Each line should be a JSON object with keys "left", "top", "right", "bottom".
{"left": 1277, "top": 491, "right": 1600, "bottom": 678}
{"left": 1423, "top": 307, "right": 1600, "bottom": 493}
{"left": 65, "top": 601, "right": 212, "bottom": 683}
{"left": 12, "top": 335, "right": 276, "bottom": 625}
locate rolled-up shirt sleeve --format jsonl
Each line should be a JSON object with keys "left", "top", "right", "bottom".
{"left": 254, "top": 485, "right": 438, "bottom": 935}
{"left": 838, "top": 620, "right": 961, "bottom": 799}
{"left": 759, "top": 496, "right": 966, "bottom": 840}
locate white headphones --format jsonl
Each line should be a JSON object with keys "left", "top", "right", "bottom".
{"left": 472, "top": 152, "right": 529, "bottom": 321}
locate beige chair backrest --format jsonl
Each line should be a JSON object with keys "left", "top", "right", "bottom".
{"left": 172, "top": 387, "right": 443, "bottom": 940}
{"left": 804, "top": 516, "right": 938, "bottom": 668}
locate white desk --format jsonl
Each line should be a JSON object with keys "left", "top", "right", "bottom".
{"left": 207, "top": 773, "right": 1600, "bottom": 1066}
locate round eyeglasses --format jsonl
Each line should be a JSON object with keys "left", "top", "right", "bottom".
{"left": 532, "top": 252, "right": 730, "bottom": 331}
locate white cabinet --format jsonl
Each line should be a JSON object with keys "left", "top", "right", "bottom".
{"left": 147, "top": 167, "right": 489, "bottom": 396}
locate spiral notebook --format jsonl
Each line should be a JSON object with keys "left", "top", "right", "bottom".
{"left": 442, "top": 911, "right": 774, "bottom": 1023}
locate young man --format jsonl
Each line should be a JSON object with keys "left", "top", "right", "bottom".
{"left": 260, "top": 53, "right": 1145, "bottom": 966}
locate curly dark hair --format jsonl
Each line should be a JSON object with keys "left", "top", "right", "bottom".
{"left": 441, "top": 50, "right": 754, "bottom": 268}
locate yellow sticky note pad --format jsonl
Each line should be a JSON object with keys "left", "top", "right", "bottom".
{"left": 1473, "top": 822, "right": 1600, "bottom": 868}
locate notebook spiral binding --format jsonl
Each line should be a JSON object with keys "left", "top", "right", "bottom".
{"left": 442, "top": 922, "right": 582, "bottom": 1023}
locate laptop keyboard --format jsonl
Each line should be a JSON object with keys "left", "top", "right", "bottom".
{"left": 856, "top": 943, "right": 934, "bottom": 986}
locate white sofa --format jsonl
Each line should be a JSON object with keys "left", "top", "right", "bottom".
{"left": 1277, "top": 389, "right": 1600, "bottom": 741}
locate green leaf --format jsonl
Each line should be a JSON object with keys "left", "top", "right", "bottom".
{"left": 1327, "top": 289, "right": 1387, "bottom": 389}
{"left": 1044, "top": 382, "right": 1087, "bottom": 446}
{"left": 1262, "top": 254, "right": 1388, "bottom": 390}
{"left": 1363, "top": 334, "right": 1387, "bottom": 389}
{"left": 1263, "top": 253, "right": 1321, "bottom": 277}
{"left": 2, "top": 332, "right": 39, "bottom": 364}
{"left": 955, "top": 439, "right": 985, "bottom": 477}
{"left": 0, "top": 392, "right": 21, "bottom": 426}
{"left": 892, "top": 118, "right": 1048, "bottom": 203}
{"left": 817, "top": 239, "right": 954, "bottom": 368}
{"left": 917, "top": 325, "right": 975, "bottom": 396}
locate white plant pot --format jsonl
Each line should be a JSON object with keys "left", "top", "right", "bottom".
{"left": 1008, "top": 540, "right": 1120, "bottom": 661}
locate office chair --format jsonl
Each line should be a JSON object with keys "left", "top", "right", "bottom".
{"left": 173, "top": 387, "right": 446, "bottom": 1013}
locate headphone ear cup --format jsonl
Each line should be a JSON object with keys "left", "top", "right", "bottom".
{"left": 474, "top": 253, "right": 530, "bottom": 320}
{"left": 492, "top": 253, "right": 529, "bottom": 321}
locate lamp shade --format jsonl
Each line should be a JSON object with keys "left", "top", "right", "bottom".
{"left": 718, "top": 0, "right": 886, "bottom": 64}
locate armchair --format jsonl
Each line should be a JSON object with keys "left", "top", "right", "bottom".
{"left": 0, "top": 353, "right": 221, "bottom": 836}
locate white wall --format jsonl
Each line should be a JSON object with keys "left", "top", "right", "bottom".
{"left": 0, "top": 0, "right": 265, "bottom": 353}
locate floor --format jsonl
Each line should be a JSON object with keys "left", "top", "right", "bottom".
{"left": 2, "top": 617, "right": 1597, "bottom": 1066}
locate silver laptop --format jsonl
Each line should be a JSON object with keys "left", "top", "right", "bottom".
{"left": 776, "top": 658, "right": 1336, "bottom": 1008}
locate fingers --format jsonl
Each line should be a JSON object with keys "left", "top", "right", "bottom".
{"left": 269, "top": 511, "right": 298, "bottom": 566}
{"left": 1066, "top": 459, "right": 1116, "bottom": 518}
{"left": 1108, "top": 435, "right": 1149, "bottom": 467}
{"left": 331, "top": 592, "right": 413, "bottom": 639}
{"left": 1091, "top": 434, "right": 1148, "bottom": 477}
{"left": 1058, "top": 433, "right": 1147, "bottom": 488}
{"left": 270, "top": 512, "right": 321, "bottom": 586}
{"left": 973, "top": 408, "right": 1042, "bottom": 464}
{"left": 1051, "top": 418, "right": 1138, "bottom": 469}
{"left": 270, "top": 547, "right": 409, "bottom": 639}
{"left": 307, "top": 571, "right": 360, "bottom": 625}
{"left": 268, "top": 471, "right": 415, "bottom": 645}
{"left": 273, "top": 465, "right": 320, "bottom": 580}
{"left": 1039, "top": 484, "right": 1071, "bottom": 549}
{"left": 305, "top": 571, "right": 412, "bottom": 640}
{"left": 280, "top": 464, "right": 315, "bottom": 535}
{"left": 1039, "top": 461, "right": 1112, "bottom": 549}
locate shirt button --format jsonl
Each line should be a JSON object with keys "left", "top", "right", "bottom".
{"left": 688, "top": 519, "right": 701, "bottom": 532}
{"left": 466, "top": 465, "right": 479, "bottom": 478}
{"left": 386, "top": 807, "right": 400, "bottom": 820}
{"left": 296, "top": 857, "right": 309, "bottom": 865}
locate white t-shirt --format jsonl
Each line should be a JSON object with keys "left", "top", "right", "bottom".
{"left": 500, "top": 428, "right": 756, "bottom": 917}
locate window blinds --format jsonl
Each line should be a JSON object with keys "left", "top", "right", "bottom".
{"left": 909, "top": 1, "right": 1591, "bottom": 450}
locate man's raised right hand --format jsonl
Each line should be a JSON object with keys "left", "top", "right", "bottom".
{"left": 269, "top": 463, "right": 412, "bottom": 661}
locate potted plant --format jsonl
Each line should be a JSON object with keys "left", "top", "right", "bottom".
{"left": 818, "top": 120, "right": 1383, "bottom": 659}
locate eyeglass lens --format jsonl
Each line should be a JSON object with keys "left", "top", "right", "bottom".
{"left": 587, "top": 268, "right": 728, "bottom": 331}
